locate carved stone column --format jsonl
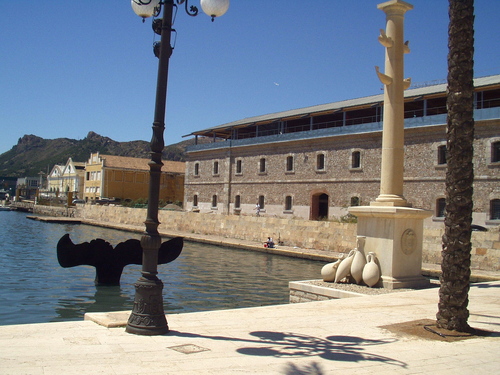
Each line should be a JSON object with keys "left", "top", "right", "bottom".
{"left": 349, "top": 1, "right": 432, "bottom": 290}
{"left": 373, "top": 0, "right": 413, "bottom": 207}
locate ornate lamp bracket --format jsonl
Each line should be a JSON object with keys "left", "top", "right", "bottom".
{"left": 177, "top": 0, "right": 199, "bottom": 17}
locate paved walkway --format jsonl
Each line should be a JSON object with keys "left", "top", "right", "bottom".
{"left": 1, "top": 281, "right": 499, "bottom": 374}
{"left": 2, "top": 217, "right": 498, "bottom": 374}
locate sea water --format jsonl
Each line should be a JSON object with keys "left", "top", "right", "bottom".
{"left": 0, "top": 210, "right": 322, "bottom": 325}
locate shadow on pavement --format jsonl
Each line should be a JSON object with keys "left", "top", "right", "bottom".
{"left": 170, "top": 330, "right": 407, "bottom": 368}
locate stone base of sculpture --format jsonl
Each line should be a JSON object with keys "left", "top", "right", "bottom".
{"left": 349, "top": 205, "right": 432, "bottom": 290}
{"left": 380, "top": 275, "right": 431, "bottom": 290}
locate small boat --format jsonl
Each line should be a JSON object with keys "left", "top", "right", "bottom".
{"left": 0, "top": 205, "right": 12, "bottom": 211}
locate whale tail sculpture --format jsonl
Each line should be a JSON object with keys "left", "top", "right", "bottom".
{"left": 57, "top": 234, "right": 183, "bottom": 286}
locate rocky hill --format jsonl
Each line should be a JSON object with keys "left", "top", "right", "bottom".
{"left": 0, "top": 131, "right": 200, "bottom": 177}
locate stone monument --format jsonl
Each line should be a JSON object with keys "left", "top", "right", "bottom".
{"left": 349, "top": 0, "right": 432, "bottom": 289}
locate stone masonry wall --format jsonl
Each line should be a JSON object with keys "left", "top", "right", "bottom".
{"left": 184, "top": 121, "right": 500, "bottom": 227}
{"left": 74, "top": 205, "right": 500, "bottom": 272}
{"left": 33, "top": 204, "right": 76, "bottom": 217}
{"left": 289, "top": 289, "right": 333, "bottom": 304}
{"left": 77, "top": 205, "right": 357, "bottom": 253}
{"left": 422, "top": 225, "right": 500, "bottom": 272}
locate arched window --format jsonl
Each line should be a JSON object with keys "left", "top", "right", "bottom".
{"left": 236, "top": 159, "right": 242, "bottom": 174}
{"left": 285, "top": 195, "right": 292, "bottom": 211}
{"left": 234, "top": 195, "right": 241, "bottom": 209}
{"left": 491, "top": 199, "right": 500, "bottom": 220}
{"left": 193, "top": 194, "right": 198, "bottom": 207}
{"left": 350, "top": 196, "right": 360, "bottom": 206}
{"left": 259, "top": 158, "right": 266, "bottom": 173}
{"left": 492, "top": 141, "right": 500, "bottom": 163}
{"left": 286, "top": 156, "right": 294, "bottom": 172}
{"left": 437, "top": 145, "right": 447, "bottom": 165}
{"left": 212, "top": 195, "right": 217, "bottom": 208}
{"left": 316, "top": 153, "right": 325, "bottom": 170}
{"left": 351, "top": 151, "right": 361, "bottom": 169}
{"left": 436, "top": 198, "right": 446, "bottom": 217}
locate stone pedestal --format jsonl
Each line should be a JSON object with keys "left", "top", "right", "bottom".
{"left": 349, "top": 206, "right": 432, "bottom": 289}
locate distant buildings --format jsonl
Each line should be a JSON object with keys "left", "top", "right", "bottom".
{"left": 0, "top": 177, "right": 17, "bottom": 200}
{"left": 17, "top": 153, "right": 185, "bottom": 205}
{"left": 83, "top": 152, "right": 185, "bottom": 203}
{"left": 15, "top": 176, "right": 43, "bottom": 201}
{"left": 47, "top": 158, "right": 85, "bottom": 198}
{"left": 183, "top": 75, "right": 500, "bottom": 227}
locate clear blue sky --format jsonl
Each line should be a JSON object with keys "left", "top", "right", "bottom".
{"left": 1, "top": 1, "right": 499, "bottom": 156}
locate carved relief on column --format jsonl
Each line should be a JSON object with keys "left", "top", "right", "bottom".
{"left": 372, "top": 0, "right": 413, "bottom": 207}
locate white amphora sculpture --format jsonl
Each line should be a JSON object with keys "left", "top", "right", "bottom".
{"left": 362, "top": 252, "right": 381, "bottom": 287}
{"left": 350, "top": 236, "right": 367, "bottom": 284}
{"left": 334, "top": 249, "right": 356, "bottom": 283}
{"left": 321, "top": 258, "right": 342, "bottom": 282}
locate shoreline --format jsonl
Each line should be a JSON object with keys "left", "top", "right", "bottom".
{"left": 26, "top": 214, "right": 500, "bottom": 283}
{"left": 79, "top": 217, "right": 500, "bottom": 283}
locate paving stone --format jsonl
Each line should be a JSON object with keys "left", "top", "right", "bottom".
{"left": 0, "top": 281, "right": 499, "bottom": 374}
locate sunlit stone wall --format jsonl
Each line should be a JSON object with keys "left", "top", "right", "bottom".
{"left": 73, "top": 205, "right": 500, "bottom": 272}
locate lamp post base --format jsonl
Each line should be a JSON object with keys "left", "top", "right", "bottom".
{"left": 126, "top": 275, "right": 169, "bottom": 335}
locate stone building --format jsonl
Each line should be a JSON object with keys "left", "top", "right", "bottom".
{"left": 183, "top": 75, "right": 500, "bottom": 227}
{"left": 83, "top": 152, "right": 185, "bottom": 203}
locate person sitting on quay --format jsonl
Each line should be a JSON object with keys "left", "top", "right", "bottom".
{"left": 264, "top": 237, "right": 275, "bottom": 248}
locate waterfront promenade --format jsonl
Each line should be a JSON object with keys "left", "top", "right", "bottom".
{"left": 1, "top": 280, "right": 499, "bottom": 374}
{"left": 1, "top": 217, "right": 499, "bottom": 374}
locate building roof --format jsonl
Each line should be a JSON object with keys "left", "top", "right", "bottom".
{"left": 49, "top": 165, "right": 64, "bottom": 177}
{"left": 186, "top": 74, "right": 500, "bottom": 138}
{"left": 100, "top": 155, "right": 185, "bottom": 174}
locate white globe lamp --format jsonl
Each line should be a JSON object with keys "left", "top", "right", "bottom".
{"left": 131, "top": 0, "right": 161, "bottom": 19}
{"left": 200, "top": 0, "right": 229, "bottom": 21}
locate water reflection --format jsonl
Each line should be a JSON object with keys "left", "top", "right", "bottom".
{"left": 0, "top": 211, "right": 322, "bottom": 325}
{"left": 55, "top": 286, "right": 132, "bottom": 321}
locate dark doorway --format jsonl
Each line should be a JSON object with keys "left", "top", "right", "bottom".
{"left": 311, "top": 193, "right": 329, "bottom": 220}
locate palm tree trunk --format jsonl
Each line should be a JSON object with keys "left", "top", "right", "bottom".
{"left": 436, "top": 0, "right": 475, "bottom": 332}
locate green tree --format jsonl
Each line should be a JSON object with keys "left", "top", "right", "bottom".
{"left": 436, "top": 0, "right": 475, "bottom": 332}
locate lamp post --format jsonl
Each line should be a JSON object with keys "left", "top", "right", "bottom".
{"left": 126, "top": 0, "right": 229, "bottom": 336}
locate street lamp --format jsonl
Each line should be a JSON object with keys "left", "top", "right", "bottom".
{"left": 126, "top": 0, "right": 229, "bottom": 336}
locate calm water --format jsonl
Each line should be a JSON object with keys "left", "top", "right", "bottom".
{"left": 0, "top": 210, "right": 322, "bottom": 325}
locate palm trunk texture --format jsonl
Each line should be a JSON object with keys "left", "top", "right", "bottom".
{"left": 436, "top": 0, "right": 475, "bottom": 332}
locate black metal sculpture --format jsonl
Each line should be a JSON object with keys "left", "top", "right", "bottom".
{"left": 57, "top": 234, "right": 183, "bottom": 286}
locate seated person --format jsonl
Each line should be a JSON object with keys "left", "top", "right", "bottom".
{"left": 265, "top": 237, "right": 275, "bottom": 248}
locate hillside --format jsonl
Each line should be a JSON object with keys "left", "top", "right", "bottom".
{"left": 0, "top": 131, "right": 201, "bottom": 177}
